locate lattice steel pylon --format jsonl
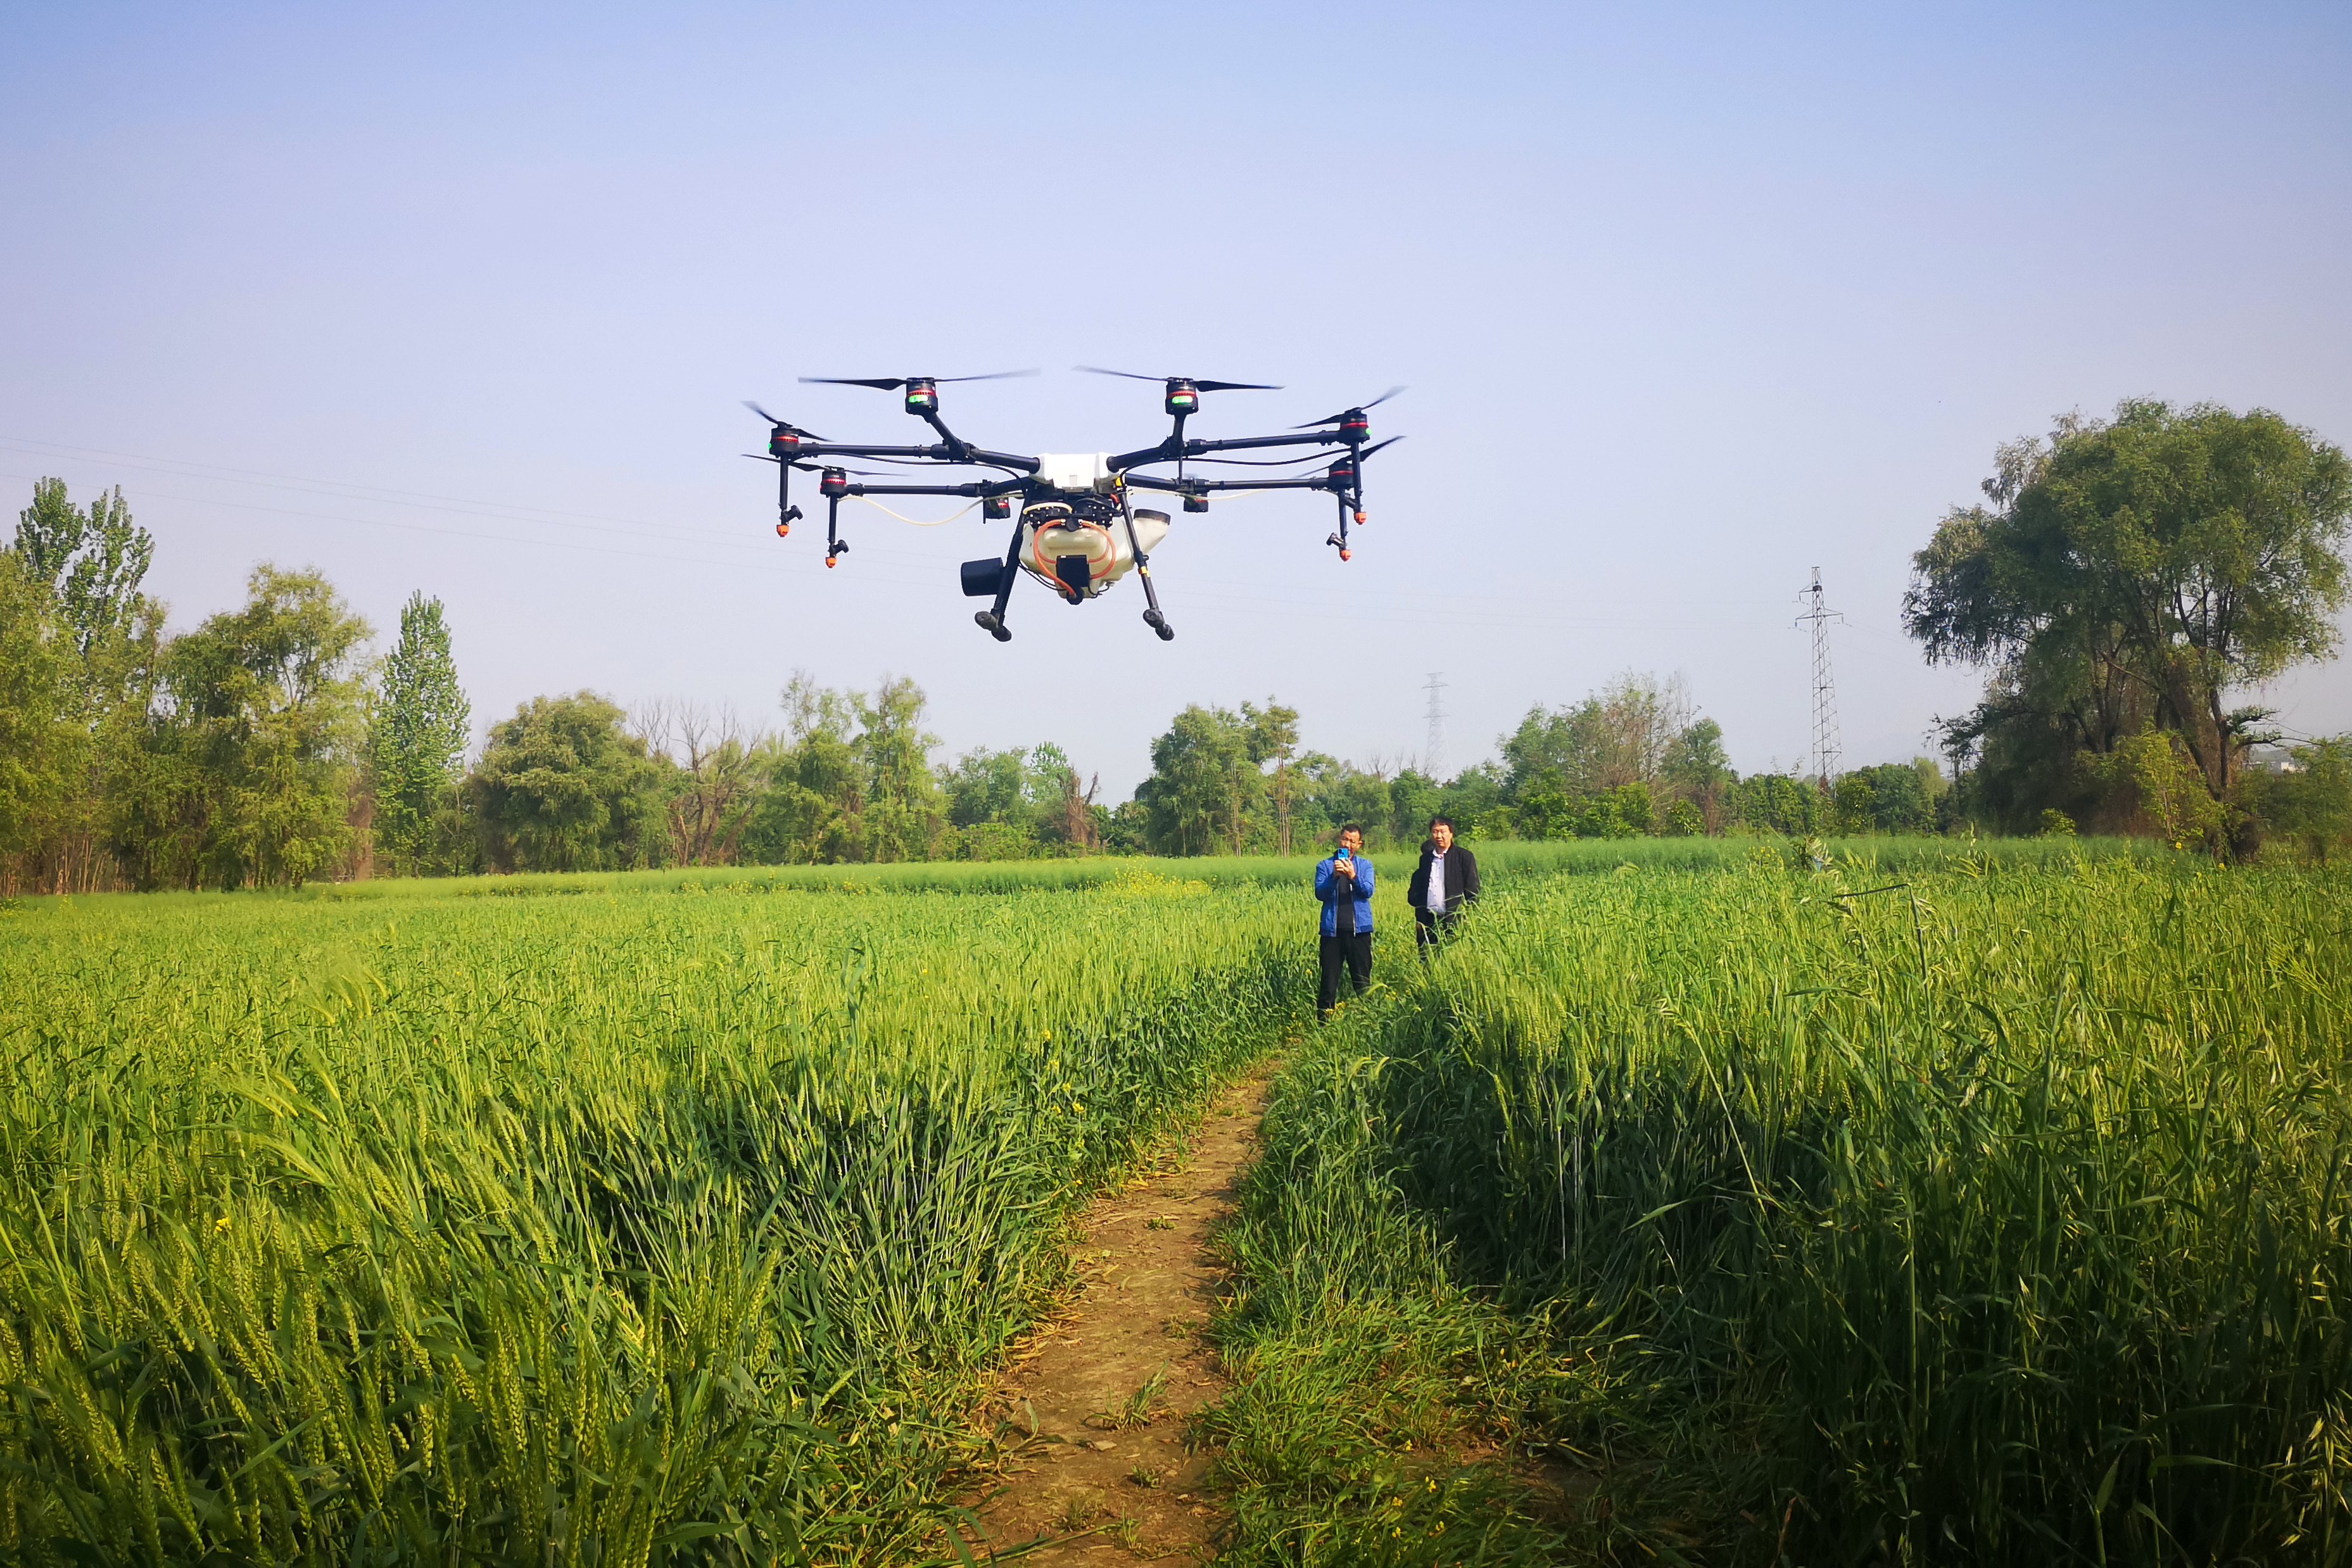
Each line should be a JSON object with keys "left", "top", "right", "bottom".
{"left": 1795, "top": 567, "right": 1844, "bottom": 791}
{"left": 1423, "top": 672, "right": 1448, "bottom": 781}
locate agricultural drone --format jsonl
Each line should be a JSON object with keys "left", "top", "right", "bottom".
{"left": 742, "top": 368, "right": 1401, "bottom": 642}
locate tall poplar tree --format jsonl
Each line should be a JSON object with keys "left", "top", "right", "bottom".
{"left": 370, "top": 592, "right": 471, "bottom": 875}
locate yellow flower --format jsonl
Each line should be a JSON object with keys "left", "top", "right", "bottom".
{"left": 215, "top": 1216, "right": 231, "bottom": 1233}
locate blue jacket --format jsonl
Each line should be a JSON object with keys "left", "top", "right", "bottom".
{"left": 1313, "top": 853, "right": 1374, "bottom": 935}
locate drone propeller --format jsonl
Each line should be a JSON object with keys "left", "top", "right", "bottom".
{"left": 1073, "top": 366, "right": 1282, "bottom": 393}
{"left": 741, "top": 456, "right": 894, "bottom": 477}
{"left": 1357, "top": 436, "right": 1404, "bottom": 462}
{"left": 1294, "top": 386, "right": 1407, "bottom": 429}
{"left": 742, "top": 401, "right": 825, "bottom": 439}
{"left": 799, "top": 370, "right": 1040, "bottom": 389}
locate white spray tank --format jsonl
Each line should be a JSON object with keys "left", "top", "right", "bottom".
{"left": 1020, "top": 505, "right": 1170, "bottom": 600}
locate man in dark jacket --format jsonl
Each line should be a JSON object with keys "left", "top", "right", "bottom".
{"left": 1313, "top": 824, "right": 1374, "bottom": 1017}
{"left": 1406, "top": 815, "right": 1478, "bottom": 956}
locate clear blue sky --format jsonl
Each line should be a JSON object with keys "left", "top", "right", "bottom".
{"left": 4, "top": 2, "right": 2347, "bottom": 796}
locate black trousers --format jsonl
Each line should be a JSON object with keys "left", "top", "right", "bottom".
{"left": 1415, "top": 907, "right": 1459, "bottom": 956}
{"left": 1317, "top": 930, "right": 1372, "bottom": 1014}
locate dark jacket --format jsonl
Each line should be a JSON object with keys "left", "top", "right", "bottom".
{"left": 1313, "top": 853, "right": 1374, "bottom": 936}
{"left": 1407, "top": 843, "right": 1479, "bottom": 917}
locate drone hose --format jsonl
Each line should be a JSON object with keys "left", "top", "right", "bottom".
{"left": 847, "top": 497, "right": 982, "bottom": 527}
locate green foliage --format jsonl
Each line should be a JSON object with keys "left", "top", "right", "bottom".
{"left": 11, "top": 477, "right": 153, "bottom": 666}
{"left": 2081, "top": 724, "right": 2229, "bottom": 853}
{"left": 938, "top": 741, "right": 1101, "bottom": 857}
{"left": 472, "top": 691, "right": 670, "bottom": 872}
{"left": 0, "top": 551, "right": 73, "bottom": 864}
{"left": 0, "top": 875, "right": 1308, "bottom": 1562}
{"left": 4, "top": 480, "right": 163, "bottom": 894}
{"left": 1908, "top": 400, "right": 2352, "bottom": 826}
{"left": 117, "top": 565, "right": 372, "bottom": 889}
{"left": 1135, "top": 702, "right": 1268, "bottom": 855}
{"left": 1831, "top": 761, "right": 1936, "bottom": 834}
{"left": 369, "top": 591, "right": 470, "bottom": 875}
{"left": 2249, "top": 737, "right": 2352, "bottom": 861}
{"left": 1220, "top": 855, "right": 2352, "bottom": 1563}
{"left": 1726, "top": 771, "right": 1823, "bottom": 836}
{"left": 736, "top": 674, "right": 954, "bottom": 865}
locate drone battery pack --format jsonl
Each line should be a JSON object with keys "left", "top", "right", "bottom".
{"left": 960, "top": 559, "right": 1008, "bottom": 598}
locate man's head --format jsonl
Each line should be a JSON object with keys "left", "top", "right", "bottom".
{"left": 1337, "top": 825, "right": 1364, "bottom": 855}
{"left": 1429, "top": 815, "right": 1455, "bottom": 851}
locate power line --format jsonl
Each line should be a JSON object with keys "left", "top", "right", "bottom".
{"left": 1423, "top": 671, "right": 1448, "bottom": 781}
{"left": 1794, "top": 566, "right": 1844, "bottom": 791}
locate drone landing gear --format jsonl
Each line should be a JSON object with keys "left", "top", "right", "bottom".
{"left": 972, "top": 518, "right": 1025, "bottom": 642}
{"left": 1115, "top": 494, "right": 1176, "bottom": 642}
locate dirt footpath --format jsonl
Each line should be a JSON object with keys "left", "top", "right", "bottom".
{"left": 961, "top": 1063, "right": 1278, "bottom": 1563}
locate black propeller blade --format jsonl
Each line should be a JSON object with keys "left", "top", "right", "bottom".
{"left": 1357, "top": 436, "right": 1404, "bottom": 461}
{"left": 799, "top": 370, "right": 1040, "bottom": 389}
{"left": 742, "top": 401, "right": 825, "bottom": 439}
{"left": 740, "top": 456, "right": 894, "bottom": 476}
{"left": 1073, "top": 366, "right": 1282, "bottom": 393}
{"left": 1295, "top": 386, "right": 1407, "bottom": 427}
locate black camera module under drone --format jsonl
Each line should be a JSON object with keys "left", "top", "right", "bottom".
{"left": 743, "top": 368, "right": 1401, "bottom": 642}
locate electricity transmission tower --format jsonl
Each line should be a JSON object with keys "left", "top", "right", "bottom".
{"left": 1795, "top": 567, "right": 1844, "bottom": 791}
{"left": 1423, "top": 673, "right": 1448, "bottom": 780}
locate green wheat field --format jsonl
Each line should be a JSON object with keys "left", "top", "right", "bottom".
{"left": 1, "top": 838, "right": 2343, "bottom": 1565}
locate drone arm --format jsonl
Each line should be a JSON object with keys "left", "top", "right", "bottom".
{"left": 775, "top": 441, "right": 1042, "bottom": 472}
{"left": 1110, "top": 431, "right": 1346, "bottom": 471}
{"left": 839, "top": 479, "right": 1026, "bottom": 498}
{"left": 1122, "top": 474, "right": 1337, "bottom": 496}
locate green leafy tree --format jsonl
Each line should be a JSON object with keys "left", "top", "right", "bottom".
{"left": 1499, "top": 673, "right": 1690, "bottom": 803}
{"left": 1906, "top": 401, "right": 2351, "bottom": 830}
{"left": 744, "top": 674, "right": 864, "bottom": 864}
{"left": 2249, "top": 738, "right": 2352, "bottom": 861}
{"left": 13, "top": 479, "right": 153, "bottom": 668}
{"left": 943, "top": 746, "right": 1030, "bottom": 830}
{"left": 471, "top": 692, "right": 671, "bottom": 871}
{"left": 1662, "top": 717, "right": 1733, "bottom": 831}
{"left": 853, "top": 676, "right": 943, "bottom": 863}
{"left": 1437, "top": 762, "right": 1507, "bottom": 835}
{"left": 1387, "top": 768, "right": 1441, "bottom": 847}
{"left": 369, "top": 591, "right": 470, "bottom": 875}
{"left": 1729, "top": 773, "right": 1825, "bottom": 837}
{"left": 0, "top": 552, "right": 73, "bottom": 876}
{"left": 1246, "top": 700, "right": 1301, "bottom": 854}
{"left": 8, "top": 479, "right": 164, "bottom": 890}
{"left": 1833, "top": 763, "right": 1935, "bottom": 835}
{"left": 738, "top": 674, "right": 947, "bottom": 864}
{"left": 1136, "top": 704, "right": 1273, "bottom": 856}
{"left": 120, "top": 566, "right": 372, "bottom": 888}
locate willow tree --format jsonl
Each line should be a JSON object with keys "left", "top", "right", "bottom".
{"left": 1906, "top": 400, "right": 2350, "bottom": 813}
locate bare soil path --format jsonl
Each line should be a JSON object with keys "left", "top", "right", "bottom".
{"left": 959, "top": 1061, "right": 1278, "bottom": 1563}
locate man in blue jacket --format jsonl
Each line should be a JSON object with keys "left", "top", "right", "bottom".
{"left": 1314, "top": 824, "right": 1374, "bottom": 1018}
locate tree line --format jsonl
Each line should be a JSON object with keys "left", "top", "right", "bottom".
{"left": 0, "top": 476, "right": 1914, "bottom": 892}
{"left": 7, "top": 400, "right": 2347, "bottom": 890}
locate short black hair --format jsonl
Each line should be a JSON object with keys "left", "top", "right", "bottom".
{"left": 1337, "top": 823, "right": 1364, "bottom": 840}
{"left": 1427, "top": 814, "right": 1455, "bottom": 832}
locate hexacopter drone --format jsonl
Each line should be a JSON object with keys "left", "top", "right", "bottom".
{"left": 743, "top": 367, "right": 1401, "bottom": 642}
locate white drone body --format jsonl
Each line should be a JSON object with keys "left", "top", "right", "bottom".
{"left": 1016, "top": 453, "right": 1169, "bottom": 601}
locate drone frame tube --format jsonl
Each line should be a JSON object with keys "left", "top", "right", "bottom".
{"left": 1107, "top": 428, "right": 1352, "bottom": 474}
